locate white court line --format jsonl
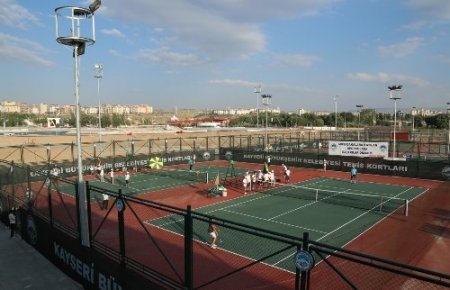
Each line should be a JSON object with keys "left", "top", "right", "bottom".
{"left": 268, "top": 188, "right": 351, "bottom": 221}
{"left": 222, "top": 209, "right": 327, "bottom": 234}
{"left": 147, "top": 221, "right": 297, "bottom": 275}
{"left": 272, "top": 186, "right": 415, "bottom": 266}
{"left": 316, "top": 186, "right": 415, "bottom": 242}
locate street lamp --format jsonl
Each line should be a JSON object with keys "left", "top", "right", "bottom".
{"left": 254, "top": 84, "right": 261, "bottom": 128}
{"left": 447, "top": 102, "right": 450, "bottom": 159}
{"left": 333, "top": 95, "right": 339, "bottom": 130}
{"left": 94, "top": 64, "right": 103, "bottom": 144}
{"left": 388, "top": 85, "right": 402, "bottom": 159}
{"left": 55, "top": 0, "right": 101, "bottom": 247}
{"left": 261, "top": 94, "right": 272, "bottom": 152}
{"left": 356, "top": 104, "right": 363, "bottom": 141}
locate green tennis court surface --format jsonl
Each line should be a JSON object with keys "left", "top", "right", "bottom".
{"left": 149, "top": 177, "right": 427, "bottom": 272}
{"left": 49, "top": 165, "right": 247, "bottom": 200}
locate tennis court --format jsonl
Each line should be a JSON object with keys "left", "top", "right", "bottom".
{"left": 50, "top": 165, "right": 247, "bottom": 200}
{"left": 148, "top": 177, "right": 427, "bottom": 272}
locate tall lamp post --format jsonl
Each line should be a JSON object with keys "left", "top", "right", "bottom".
{"left": 94, "top": 64, "right": 103, "bottom": 143}
{"left": 55, "top": 0, "right": 101, "bottom": 247}
{"left": 261, "top": 94, "right": 272, "bottom": 152}
{"left": 333, "top": 95, "right": 339, "bottom": 130}
{"left": 356, "top": 104, "right": 363, "bottom": 141}
{"left": 254, "top": 84, "right": 261, "bottom": 128}
{"left": 447, "top": 102, "right": 450, "bottom": 159}
{"left": 388, "top": 85, "right": 402, "bottom": 159}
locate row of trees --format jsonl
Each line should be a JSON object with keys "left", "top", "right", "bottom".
{"left": 0, "top": 112, "right": 146, "bottom": 128}
{"left": 0, "top": 110, "right": 449, "bottom": 129}
{"left": 226, "top": 109, "right": 450, "bottom": 129}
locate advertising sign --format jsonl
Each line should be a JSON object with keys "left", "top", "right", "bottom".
{"left": 328, "top": 141, "right": 389, "bottom": 158}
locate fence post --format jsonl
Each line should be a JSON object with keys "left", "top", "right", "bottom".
{"left": 117, "top": 189, "right": 127, "bottom": 287}
{"left": 184, "top": 205, "right": 193, "bottom": 290}
{"left": 86, "top": 181, "right": 92, "bottom": 245}
{"left": 300, "top": 232, "right": 309, "bottom": 290}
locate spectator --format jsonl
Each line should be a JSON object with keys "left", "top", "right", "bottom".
{"left": 8, "top": 209, "right": 17, "bottom": 238}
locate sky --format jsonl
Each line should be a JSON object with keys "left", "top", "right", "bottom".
{"left": 1, "top": 0, "right": 450, "bottom": 112}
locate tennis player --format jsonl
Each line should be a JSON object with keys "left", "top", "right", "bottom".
{"left": 208, "top": 218, "right": 219, "bottom": 249}
{"left": 242, "top": 176, "right": 249, "bottom": 194}
{"left": 125, "top": 171, "right": 130, "bottom": 187}
{"left": 350, "top": 166, "right": 357, "bottom": 183}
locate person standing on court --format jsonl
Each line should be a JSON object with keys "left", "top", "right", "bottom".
{"left": 350, "top": 166, "right": 358, "bottom": 183}
{"left": 323, "top": 159, "right": 327, "bottom": 171}
{"left": 188, "top": 158, "right": 194, "bottom": 171}
{"left": 208, "top": 218, "right": 219, "bottom": 249}
{"left": 109, "top": 169, "right": 115, "bottom": 185}
{"left": 8, "top": 208, "right": 17, "bottom": 238}
{"left": 102, "top": 191, "right": 109, "bottom": 210}
{"left": 125, "top": 171, "right": 130, "bottom": 188}
{"left": 285, "top": 167, "right": 291, "bottom": 183}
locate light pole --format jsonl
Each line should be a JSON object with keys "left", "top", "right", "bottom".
{"left": 411, "top": 106, "right": 416, "bottom": 132}
{"left": 1, "top": 118, "right": 7, "bottom": 136}
{"left": 356, "top": 104, "right": 363, "bottom": 141}
{"left": 388, "top": 85, "right": 402, "bottom": 159}
{"left": 447, "top": 102, "right": 450, "bottom": 158}
{"left": 94, "top": 64, "right": 103, "bottom": 144}
{"left": 254, "top": 84, "right": 261, "bottom": 128}
{"left": 333, "top": 95, "right": 338, "bottom": 130}
{"left": 55, "top": 0, "right": 101, "bottom": 247}
{"left": 261, "top": 94, "right": 272, "bottom": 152}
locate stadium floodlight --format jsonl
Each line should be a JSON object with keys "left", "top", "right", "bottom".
{"left": 261, "top": 94, "right": 272, "bottom": 152}
{"left": 89, "top": 0, "right": 102, "bottom": 13}
{"left": 388, "top": 85, "right": 402, "bottom": 159}
{"left": 94, "top": 64, "right": 103, "bottom": 144}
{"left": 55, "top": 3, "right": 100, "bottom": 247}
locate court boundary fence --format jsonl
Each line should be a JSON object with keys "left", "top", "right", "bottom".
{"left": 0, "top": 160, "right": 449, "bottom": 289}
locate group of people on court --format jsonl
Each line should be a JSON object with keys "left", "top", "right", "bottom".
{"left": 242, "top": 169, "right": 276, "bottom": 193}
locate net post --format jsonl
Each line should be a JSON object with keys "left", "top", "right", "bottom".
{"left": 206, "top": 172, "right": 209, "bottom": 184}
{"left": 315, "top": 189, "right": 319, "bottom": 202}
{"left": 405, "top": 199, "right": 409, "bottom": 216}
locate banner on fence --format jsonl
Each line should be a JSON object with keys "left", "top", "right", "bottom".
{"left": 328, "top": 141, "right": 389, "bottom": 158}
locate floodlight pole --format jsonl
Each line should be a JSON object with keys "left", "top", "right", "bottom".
{"left": 261, "top": 94, "right": 272, "bottom": 152}
{"left": 55, "top": 3, "right": 100, "bottom": 247}
{"left": 333, "top": 95, "right": 338, "bottom": 130}
{"left": 389, "top": 86, "right": 402, "bottom": 159}
{"left": 356, "top": 105, "right": 363, "bottom": 141}
{"left": 254, "top": 84, "right": 261, "bottom": 128}
{"left": 94, "top": 64, "right": 103, "bottom": 143}
{"left": 447, "top": 102, "right": 450, "bottom": 160}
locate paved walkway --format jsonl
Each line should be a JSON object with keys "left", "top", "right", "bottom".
{"left": 0, "top": 223, "right": 82, "bottom": 290}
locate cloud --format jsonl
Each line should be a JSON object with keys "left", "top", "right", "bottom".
{"left": 347, "top": 72, "right": 429, "bottom": 86}
{"left": 209, "top": 79, "right": 257, "bottom": 88}
{"left": 100, "top": 28, "right": 125, "bottom": 38}
{"left": 209, "top": 79, "right": 324, "bottom": 94}
{"left": 102, "top": 0, "right": 338, "bottom": 62}
{"left": 272, "top": 53, "right": 321, "bottom": 67}
{"left": 0, "top": 0, "right": 39, "bottom": 29}
{"left": 136, "top": 47, "right": 204, "bottom": 66}
{"left": 0, "top": 32, "right": 53, "bottom": 66}
{"left": 405, "top": 0, "right": 450, "bottom": 21}
{"left": 378, "top": 37, "right": 424, "bottom": 58}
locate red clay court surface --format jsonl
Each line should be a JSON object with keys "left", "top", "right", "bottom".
{"left": 21, "top": 160, "right": 450, "bottom": 289}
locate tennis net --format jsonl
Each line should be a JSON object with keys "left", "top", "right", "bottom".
{"left": 264, "top": 183, "right": 409, "bottom": 216}
{"left": 144, "top": 168, "right": 209, "bottom": 184}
